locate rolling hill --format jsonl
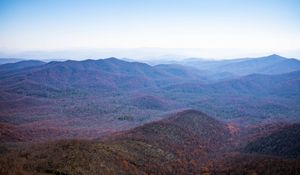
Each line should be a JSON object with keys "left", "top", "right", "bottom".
{"left": 1, "top": 110, "right": 299, "bottom": 175}
{"left": 0, "top": 109, "right": 232, "bottom": 175}
{"left": 116, "top": 109, "right": 232, "bottom": 152}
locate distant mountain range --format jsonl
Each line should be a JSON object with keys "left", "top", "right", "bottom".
{"left": 0, "top": 60, "right": 45, "bottom": 74}
{"left": 0, "top": 55, "right": 299, "bottom": 136}
{"left": 180, "top": 54, "right": 300, "bottom": 75}
{"left": 0, "top": 58, "right": 24, "bottom": 64}
{"left": 2, "top": 54, "right": 300, "bottom": 76}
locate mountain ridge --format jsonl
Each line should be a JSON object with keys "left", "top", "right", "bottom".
{"left": 181, "top": 54, "right": 300, "bottom": 75}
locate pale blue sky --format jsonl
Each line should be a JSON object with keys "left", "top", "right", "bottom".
{"left": 0, "top": 0, "right": 299, "bottom": 59}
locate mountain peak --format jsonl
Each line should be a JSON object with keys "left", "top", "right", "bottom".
{"left": 104, "top": 57, "right": 122, "bottom": 62}
{"left": 266, "top": 54, "right": 285, "bottom": 59}
{"left": 121, "top": 109, "right": 231, "bottom": 151}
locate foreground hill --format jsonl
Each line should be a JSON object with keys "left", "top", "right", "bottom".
{"left": 0, "top": 109, "right": 231, "bottom": 175}
{"left": 1, "top": 110, "right": 299, "bottom": 175}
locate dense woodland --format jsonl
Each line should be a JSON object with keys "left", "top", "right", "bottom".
{"left": 0, "top": 55, "right": 300, "bottom": 174}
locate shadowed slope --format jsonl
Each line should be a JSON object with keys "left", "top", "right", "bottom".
{"left": 244, "top": 123, "right": 300, "bottom": 159}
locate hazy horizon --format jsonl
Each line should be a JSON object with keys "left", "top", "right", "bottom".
{"left": 1, "top": 48, "right": 300, "bottom": 61}
{"left": 1, "top": 0, "right": 300, "bottom": 60}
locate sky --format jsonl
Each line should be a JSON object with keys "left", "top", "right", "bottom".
{"left": 0, "top": 0, "right": 300, "bottom": 59}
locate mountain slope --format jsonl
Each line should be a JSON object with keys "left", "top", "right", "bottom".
{"left": 162, "top": 70, "right": 300, "bottom": 121}
{"left": 117, "top": 109, "right": 231, "bottom": 152}
{"left": 209, "top": 70, "right": 300, "bottom": 97}
{"left": 244, "top": 123, "right": 300, "bottom": 159}
{"left": 0, "top": 60, "right": 45, "bottom": 72}
{"left": 0, "top": 58, "right": 213, "bottom": 97}
{"left": 0, "top": 58, "right": 24, "bottom": 65}
{"left": 164, "top": 70, "right": 300, "bottom": 97}
{"left": 0, "top": 109, "right": 232, "bottom": 175}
